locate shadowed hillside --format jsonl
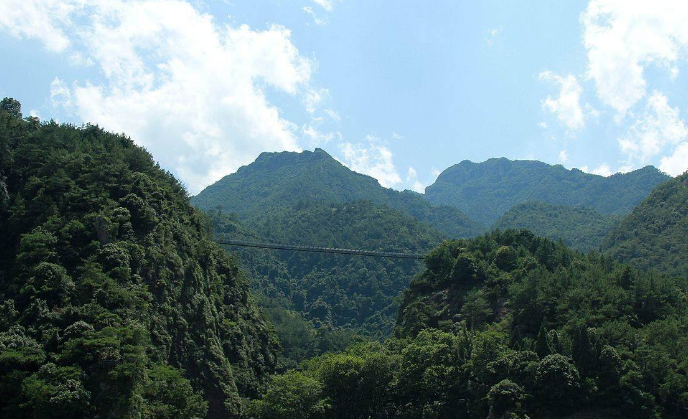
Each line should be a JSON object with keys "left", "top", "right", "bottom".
{"left": 603, "top": 171, "right": 688, "bottom": 277}
{"left": 425, "top": 158, "right": 669, "bottom": 225}
{"left": 495, "top": 202, "right": 621, "bottom": 252}
{"left": 0, "top": 99, "right": 277, "bottom": 419}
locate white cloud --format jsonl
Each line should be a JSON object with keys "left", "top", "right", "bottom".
{"left": 305, "top": 0, "right": 344, "bottom": 25}
{"left": 339, "top": 139, "right": 402, "bottom": 188}
{"left": 558, "top": 150, "right": 568, "bottom": 163}
{"left": 660, "top": 142, "right": 688, "bottom": 176}
{"left": 302, "top": 6, "right": 328, "bottom": 26}
{"left": 618, "top": 91, "right": 688, "bottom": 166}
{"left": 324, "top": 109, "right": 341, "bottom": 122}
{"left": 487, "top": 26, "right": 501, "bottom": 47}
{"left": 303, "top": 88, "right": 329, "bottom": 113}
{"left": 579, "top": 164, "right": 613, "bottom": 176}
{"left": 582, "top": 0, "right": 688, "bottom": 115}
{"left": 50, "top": 77, "right": 72, "bottom": 109}
{"left": 391, "top": 131, "right": 403, "bottom": 139}
{"left": 539, "top": 71, "right": 587, "bottom": 131}
{"left": 311, "top": 0, "right": 336, "bottom": 12}
{"left": 538, "top": 122, "right": 548, "bottom": 129}
{"left": 406, "top": 167, "right": 425, "bottom": 193}
{"left": 592, "top": 164, "right": 613, "bottom": 177}
{"left": 301, "top": 124, "right": 340, "bottom": 147}
{"left": 0, "top": 0, "right": 320, "bottom": 194}
{"left": 0, "top": 0, "right": 83, "bottom": 52}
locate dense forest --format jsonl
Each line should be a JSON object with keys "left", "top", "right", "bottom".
{"left": 2, "top": 98, "right": 688, "bottom": 419}
{"left": 208, "top": 200, "right": 443, "bottom": 364}
{"left": 0, "top": 100, "right": 278, "bottom": 419}
{"left": 252, "top": 230, "right": 688, "bottom": 419}
{"left": 192, "top": 148, "right": 483, "bottom": 238}
{"left": 603, "top": 172, "right": 688, "bottom": 278}
{"left": 425, "top": 157, "right": 669, "bottom": 224}
{"left": 495, "top": 201, "right": 620, "bottom": 252}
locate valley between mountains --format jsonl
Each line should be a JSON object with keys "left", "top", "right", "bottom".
{"left": 1, "top": 100, "right": 687, "bottom": 419}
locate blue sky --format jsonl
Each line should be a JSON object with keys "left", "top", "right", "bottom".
{"left": 1, "top": 0, "right": 688, "bottom": 193}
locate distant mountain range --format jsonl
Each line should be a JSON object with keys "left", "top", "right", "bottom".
{"left": 193, "top": 149, "right": 461, "bottom": 341}
{"left": 425, "top": 157, "right": 670, "bottom": 225}
{"left": 5, "top": 98, "right": 687, "bottom": 419}
{"left": 191, "top": 148, "right": 680, "bottom": 345}
{"left": 192, "top": 148, "right": 482, "bottom": 238}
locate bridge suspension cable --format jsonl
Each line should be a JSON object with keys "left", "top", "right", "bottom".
{"left": 216, "top": 239, "right": 426, "bottom": 260}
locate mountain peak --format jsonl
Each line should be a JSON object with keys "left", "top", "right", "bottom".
{"left": 426, "top": 158, "right": 670, "bottom": 224}
{"left": 192, "top": 149, "right": 482, "bottom": 238}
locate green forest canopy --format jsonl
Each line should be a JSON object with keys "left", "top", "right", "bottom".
{"left": 3, "top": 97, "right": 688, "bottom": 419}
{"left": 603, "top": 172, "right": 688, "bottom": 278}
{"left": 252, "top": 230, "right": 688, "bottom": 419}
{"left": 192, "top": 148, "right": 483, "bottom": 238}
{"left": 425, "top": 157, "right": 669, "bottom": 225}
{"left": 208, "top": 200, "right": 443, "bottom": 354}
{"left": 494, "top": 201, "right": 621, "bottom": 252}
{"left": 0, "top": 99, "right": 277, "bottom": 419}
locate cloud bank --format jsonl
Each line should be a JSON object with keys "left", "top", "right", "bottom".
{"left": 0, "top": 0, "right": 322, "bottom": 193}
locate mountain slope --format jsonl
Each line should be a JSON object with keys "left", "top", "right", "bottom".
{"left": 210, "top": 200, "right": 444, "bottom": 340}
{"left": 425, "top": 158, "right": 669, "bottom": 225}
{"left": 192, "top": 148, "right": 482, "bottom": 238}
{"left": 603, "top": 172, "right": 688, "bottom": 277}
{"left": 252, "top": 230, "right": 688, "bottom": 419}
{"left": 393, "top": 230, "right": 687, "bottom": 417}
{"left": 0, "top": 100, "right": 277, "bottom": 419}
{"left": 494, "top": 202, "right": 620, "bottom": 252}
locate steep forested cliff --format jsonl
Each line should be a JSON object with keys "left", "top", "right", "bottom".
{"left": 209, "top": 200, "right": 443, "bottom": 346}
{"left": 250, "top": 230, "right": 688, "bottom": 419}
{"left": 603, "top": 172, "right": 688, "bottom": 277}
{"left": 0, "top": 99, "right": 277, "bottom": 419}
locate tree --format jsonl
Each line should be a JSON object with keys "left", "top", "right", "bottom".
{"left": 141, "top": 365, "right": 208, "bottom": 419}
{"left": 0, "top": 98, "right": 21, "bottom": 119}
{"left": 572, "top": 326, "right": 598, "bottom": 378}
{"left": 494, "top": 246, "right": 518, "bottom": 271}
{"left": 248, "top": 372, "right": 328, "bottom": 419}
{"left": 535, "top": 324, "right": 553, "bottom": 358}
{"left": 534, "top": 355, "right": 581, "bottom": 415}
{"left": 487, "top": 379, "right": 525, "bottom": 419}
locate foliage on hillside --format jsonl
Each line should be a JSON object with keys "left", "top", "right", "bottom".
{"left": 209, "top": 200, "right": 444, "bottom": 342}
{"left": 0, "top": 99, "right": 278, "bottom": 419}
{"left": 251, "top": 230, "right": 688, "bottom": 419}
{"left": 192, "top": 148, "right": 483, "bottom": 238}
{"left": 425, "top": 157, "right": 669, "bottom": 224}
{"left": 603, "top": 172, "right": 688, "bottom": 278}
{"left": 495, "top": 201, "right": 620, "bottom": 252}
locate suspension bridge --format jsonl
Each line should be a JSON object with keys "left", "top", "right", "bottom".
{"left": 216, "top": 239, "right": 426, "bottom": 260}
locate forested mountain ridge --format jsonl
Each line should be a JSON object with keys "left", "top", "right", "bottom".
{"left": 425, "top": 157, "right": 670, "bottom": 225}
{"left": 250, "top": 230, "right": 688, "bottom": 419}
{"left": 192, "top": 148, "right": 482, "bottom": 238}
{"left": 0, "top": 99, "right": 277, "bottom": 419}
{"left": 603, "top": 171, "right": 688, "bottom": 277}
{"left": 209, "top": 200, "right": 444, "bottom": 345}
{"left": 495, "top": 201, "right": 621, "bottom": 252}
{"left": 4, "top": 94, "right": 687, "bottom": 419}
